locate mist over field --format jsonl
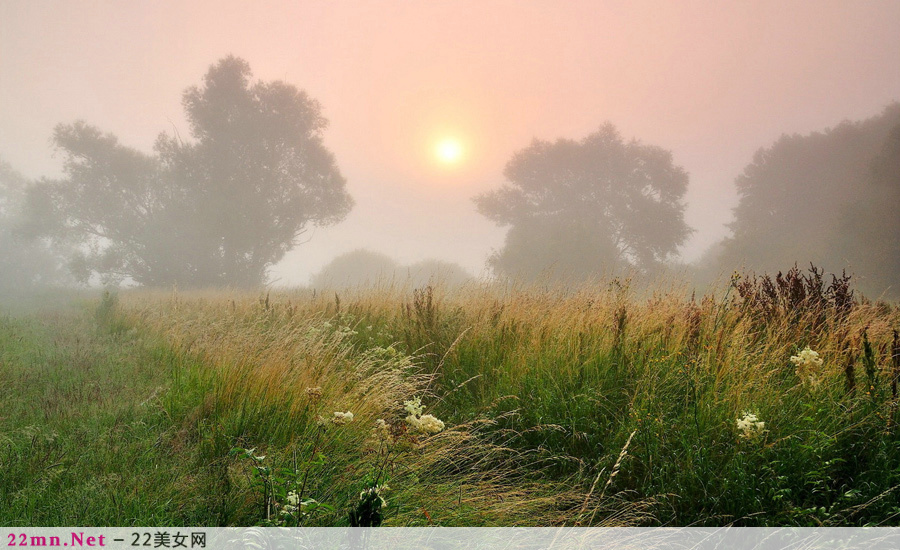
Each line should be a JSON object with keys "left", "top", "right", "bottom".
{"left": 2, "top": 0, "right": 899, "bottom": 295}
{"left": 3, "top": 0, "right": 900, "bottom": 529}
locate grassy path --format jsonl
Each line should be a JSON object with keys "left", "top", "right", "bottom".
{"left": 0, "top": 307, "right": 218, "bottom": 526}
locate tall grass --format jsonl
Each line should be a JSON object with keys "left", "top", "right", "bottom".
{"left": 112, "top": 288, "right": 602, "bottom": 526}
{"left": 102, "top": 272, "right": 900, "bottom": 525}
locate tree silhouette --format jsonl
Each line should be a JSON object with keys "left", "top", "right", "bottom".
{"left": 29, "top": 56, "right": 352, "bottom": 287}
{"left": 718, "top": 103, "right": 900, "bottom": 295}
{"left": 310, "top": 249, "right": 473, "bottom": 289}
{"left": 1, "top": 158, "right": 67, "bottom": 293}
{"left": 310, "top": 249, "right": 399, "bottom": 288}
{"left": 474, "top": 123, "right": 691, "bottom": 281}
{"left": 841, "top": 120, "right": 900, "bottom": 298}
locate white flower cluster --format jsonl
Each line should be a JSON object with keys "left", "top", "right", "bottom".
{"left": 403, "top": 397, "right": 444, "bottom": 434}
{"left": 360, "top": 483, "right": 391, "bottom": 507}
{"left": 281, "top": 491, "right": 318, "bottom": 519}
{"left": 332, "top": 411, "right": 354, "bottom": 425}
{"left": 316, "top": 315, "right": 358, "bottom": 338}
{"left": 281, "top": 491, "right": 301, "bottom": 516}
{"left": 790, "top": 346, "right": 823, "bottom": 367}
{"left": 736, "top": 411, "right": 766, "bottom": 438}
{"left": 370, "top": 345, "right": 403, "bottom": 361}
{"left": 404, "top": 397, "right": 425, "bottom": 417}
{"left": 790, "top": 346, "right": 824, "bottom": 387}
{"left": 410, "top": 414, "right": 445, "bottom": 434}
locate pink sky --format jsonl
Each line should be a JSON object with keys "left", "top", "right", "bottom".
{"left": 2, "top": 1, "right": 899, "bottom": 284}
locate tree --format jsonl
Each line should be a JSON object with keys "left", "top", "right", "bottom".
{"left": 310, "top": 249, "right": 473, "bottom": 289}
{"left": 310, "top": 249, "right": 399, "bottom": 288}
{"left": 30, "top": 56, "right": 353, "bottom": 287}
{"left": 840, "top": 120, "right": 900, "bottom": 298}
{"left": 474, "top": 123, "right": 692, "bottom": 281}
{"left": 404, "top": 259, "right": 472, "bottom": 288}
{"left": 718, "top": 103, "right": 900, "bottom": 294}
{"left": 0, "top": 158, "right": 67, "bottom": 295}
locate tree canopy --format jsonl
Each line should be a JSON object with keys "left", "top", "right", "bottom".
{"left": 309, "top": 249, "right": 400, "bottom": 288}
{"left": 717, "top": 103, "right": 900, "bottom": 297}
{"left": 30, "top": 56, "right": 353, "bottom": 287}
{"left": 840, "top": 118, "right": 900, "bottom": 298}
{"left": 474, "top": 123, "right": 692, "bottom": 281}
{"left": 0, "top": 158, "right": 66, "bottom": 294}
{"left": 310, "top": 249, "right": 472, "bottom": 289}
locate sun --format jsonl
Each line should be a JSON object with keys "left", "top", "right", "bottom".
{"left": 435, "top": 138, "right": 464, "bottom": 164}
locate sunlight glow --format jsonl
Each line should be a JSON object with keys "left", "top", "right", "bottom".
{"left": 435, "top": 138, "right": 464, "bottom": 164}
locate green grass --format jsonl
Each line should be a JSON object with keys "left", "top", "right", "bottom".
{"left": 3, "top": 280, "right": 900, "bottom": 526}
{"left": 0, "top": 307, "right": 223, "bottom": 525}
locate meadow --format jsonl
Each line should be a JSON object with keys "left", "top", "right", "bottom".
{"left": 2, "top": 267, "right": 900, "bottom": 526}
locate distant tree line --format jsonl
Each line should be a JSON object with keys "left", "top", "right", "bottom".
{"left": 709, "top": 103, "right": 900, "bottom": 298}
{"left": 473, "top": 104, "right": 900, "bottom": 298}
{"left": 1, "top": 54, "right": 898, "bottom": 295}
{"left": 309, "top": 249, "right": 472, "bottom": 289}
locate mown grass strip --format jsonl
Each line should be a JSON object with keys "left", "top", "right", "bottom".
{"left": 0, "top": 308, "right": 219, "bottom": 526}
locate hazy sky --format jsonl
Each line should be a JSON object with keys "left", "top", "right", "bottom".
{"left": 2, "top": 0, "right": 900, "bottom": 285}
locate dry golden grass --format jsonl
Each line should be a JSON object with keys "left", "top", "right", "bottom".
{"left": 112, "top": 278, "right": 900, "bottom": 526}
{"left": 116, "top": 285, "right": 655, "bottom": 526}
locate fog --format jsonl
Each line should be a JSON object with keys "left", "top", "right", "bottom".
{"left": 2, "top": 1, "right": 900, "bottom": 292}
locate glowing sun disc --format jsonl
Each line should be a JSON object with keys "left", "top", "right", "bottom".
{"left": 435, "top": 138, "right": 463, "bottom": 163}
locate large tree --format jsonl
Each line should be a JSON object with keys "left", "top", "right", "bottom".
{"left": 474, "top": 123, "right": 692, "bottom": 281}
{"left": 718, "top": 103, "right": 900, "bottom": 295}
{"left": 30, "top": 56, "right": 352, "bottom": 287}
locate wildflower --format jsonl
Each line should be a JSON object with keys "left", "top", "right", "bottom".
{"left": 372, "top": 345, "right": 401, "bottom": 360}
{"left": 790, "top": 346, "right": 824, "bottom": 387}
{"left": 403, "top": 397, "right": 445, "bottom": 434}
{"left": 305, "top": 386, "right": 323, "bottom": 400}
{"left": 281, "top": 492, "right": 318, "bottom": 519}
{"left": 403, "top": 397, "right": 425, "bottom": 417}
{"left": 736, "top": 411, "right": 766, "bottom": 438}
{"left": 412, "top": 414, "right": 445, "bottom": 434}
{"left": 332, "top": 411, "right": 354, "bottom": 425}
{"left": 790, "top": 346, "right": 823, "bottom": 368}
{"left": 360, "top": 484, "right": 391, "bottom": 508}
{"left": 315, "top": 415, "right": 328, "bottom": 427}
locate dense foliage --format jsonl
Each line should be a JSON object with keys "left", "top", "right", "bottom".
{"left": 26, "top": 57, "right": 352, "bottom": 287}
{"left": 718, "top": 103, "right": 900, "bottom": 298}
{"left": 475, "top": 124, "right": 692, "bottom": 281}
